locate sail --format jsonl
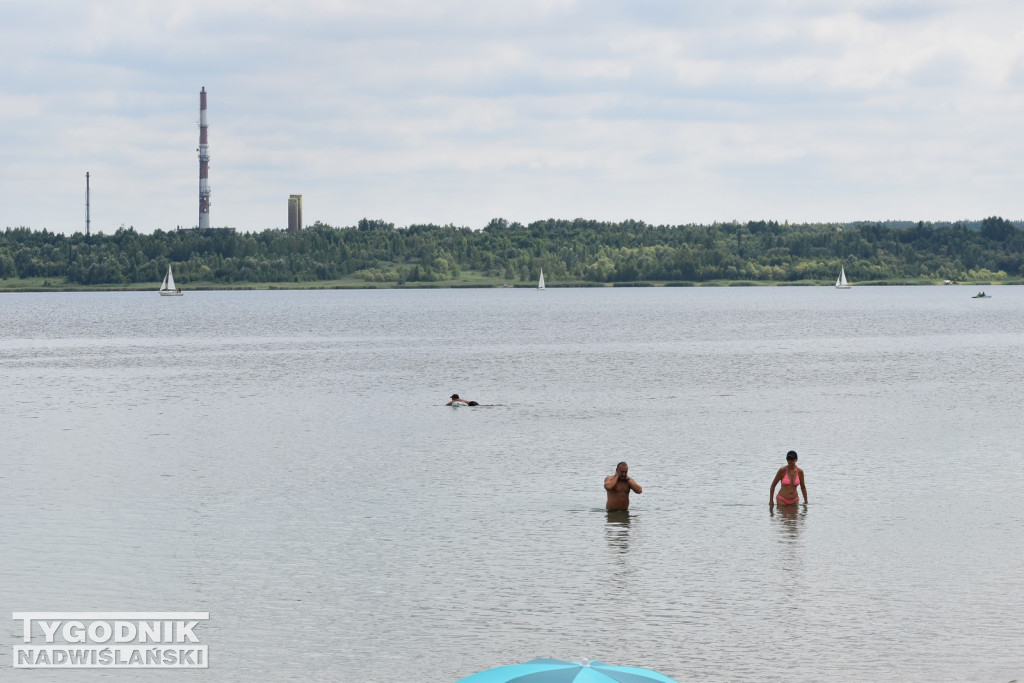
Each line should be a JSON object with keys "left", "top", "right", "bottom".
{"left": 161, "top": 270, "right": 169, "bottom": 291}
{"left": 538, "top": 269, "right": 545, "bottom": 290}
{"left": 836, "top": 267, "right": 849, "bottom": 288}
{"left": 165, "top": 265, "right": 176, "bottom": 291}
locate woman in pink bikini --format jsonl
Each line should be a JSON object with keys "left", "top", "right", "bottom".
{"left": 770, "top": 450, "right": 807, "bottom": 507}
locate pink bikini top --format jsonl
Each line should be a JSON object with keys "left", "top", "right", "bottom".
{"left": 782, "top": 470, "right": 801, "bottom": 486}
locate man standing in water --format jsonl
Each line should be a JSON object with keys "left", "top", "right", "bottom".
{"left": 605, "top": 462, "right": 642, "bottom": 510}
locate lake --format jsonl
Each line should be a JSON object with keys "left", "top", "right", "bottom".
{"left": 1, "top": 286, "right": 1022, "bottom": 682}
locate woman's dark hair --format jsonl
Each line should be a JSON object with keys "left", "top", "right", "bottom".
{"left": 786, "top": 450, "right": 798, "bottom": 460}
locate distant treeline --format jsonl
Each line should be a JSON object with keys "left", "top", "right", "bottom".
{"left": 1, "top": 216, "right": 1022, "bottom": 285}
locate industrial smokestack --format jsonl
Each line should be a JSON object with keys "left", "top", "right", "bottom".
{"left": 198, "top": 87, "right": 211, "bottom": 229}
{"left": 85, "top": 172, "right": 91, "bottom": 236}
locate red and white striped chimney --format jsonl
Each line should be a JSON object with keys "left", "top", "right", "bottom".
{"left": 198, "top": 87, "right": 211, "bottom": 229}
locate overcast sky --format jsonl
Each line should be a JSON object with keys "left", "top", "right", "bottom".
{"left": 2, "top": 0, "right": 1022, "bottom": 233}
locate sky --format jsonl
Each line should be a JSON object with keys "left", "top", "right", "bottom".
{"left": 2, "top": 0, "right": 1022, "bottom": 233}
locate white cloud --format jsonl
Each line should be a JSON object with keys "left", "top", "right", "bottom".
{"left": 1, "top": 0, "right": 1022, "bottom": 232}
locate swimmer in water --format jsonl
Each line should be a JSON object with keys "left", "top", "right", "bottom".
{"left": 604, "top": 461, "right": 642, "bottom": 510}
{"left": 446, "top": 393, "right": 479, "bottom": 406}
{"left": 770, "top": 450, "right": 808, "bottom": 507}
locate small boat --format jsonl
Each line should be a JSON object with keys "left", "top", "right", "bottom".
{"left": 972, "top": 292, "right": 990, "bottom": 299}
{"left": 835, "top": 266, "right": 851, "bottom": 289}
{"left": 537, "top": 269, "right": 545, "bottom": 291}
{"left": 159, "top": 265, "right": 183, "bottom": 296}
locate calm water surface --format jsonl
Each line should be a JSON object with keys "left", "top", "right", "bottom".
{"left": 1, "top": 287, "right": 1023, "bottom": 682}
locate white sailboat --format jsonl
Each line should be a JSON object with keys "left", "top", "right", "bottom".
{"left": 537, "top": 269, "right": 545, "bottom": 290}
{"left": 159, "top": 264, "right": 183, "bottom": 296}
{"left": 835, "top": 266, "right": 851, "bottom": 289}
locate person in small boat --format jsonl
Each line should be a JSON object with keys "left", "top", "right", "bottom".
{"left": 770, "top": 450, "right": 808, "bottom": 507}
{"left": 605, "top": 461, "right": 642, "bottom": 510}
{"left": 446, "top": 393, "right": 478, "bottom": 406}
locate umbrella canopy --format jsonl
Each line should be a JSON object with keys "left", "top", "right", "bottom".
{"left": 456, "top": 658, "right": 679, "bottom": 683}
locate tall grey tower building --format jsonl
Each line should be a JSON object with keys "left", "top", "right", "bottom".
{"left": 288, "top": 195, "right": 302, "bottom": 232}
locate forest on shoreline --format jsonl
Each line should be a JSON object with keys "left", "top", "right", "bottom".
{"left": 1, "top": 216, "right": 1022, "bottom": 290}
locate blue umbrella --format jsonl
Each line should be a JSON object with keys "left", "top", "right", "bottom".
{"left": 456, "top": 658, "right": 679, "bottom": 683}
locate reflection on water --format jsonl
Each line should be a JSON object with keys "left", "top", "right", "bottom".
{"left": 604, "top": 508, "right": 632, "bottom": 554}
{"left": 604, "top": 509, "right": 633, "bottom": 590}
{"left": 770, "top": 503, "right": 807, "bottom": 546}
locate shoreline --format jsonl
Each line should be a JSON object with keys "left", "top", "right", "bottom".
{"left": 0, "top": 279, "right": 1016, "bottom": 293}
